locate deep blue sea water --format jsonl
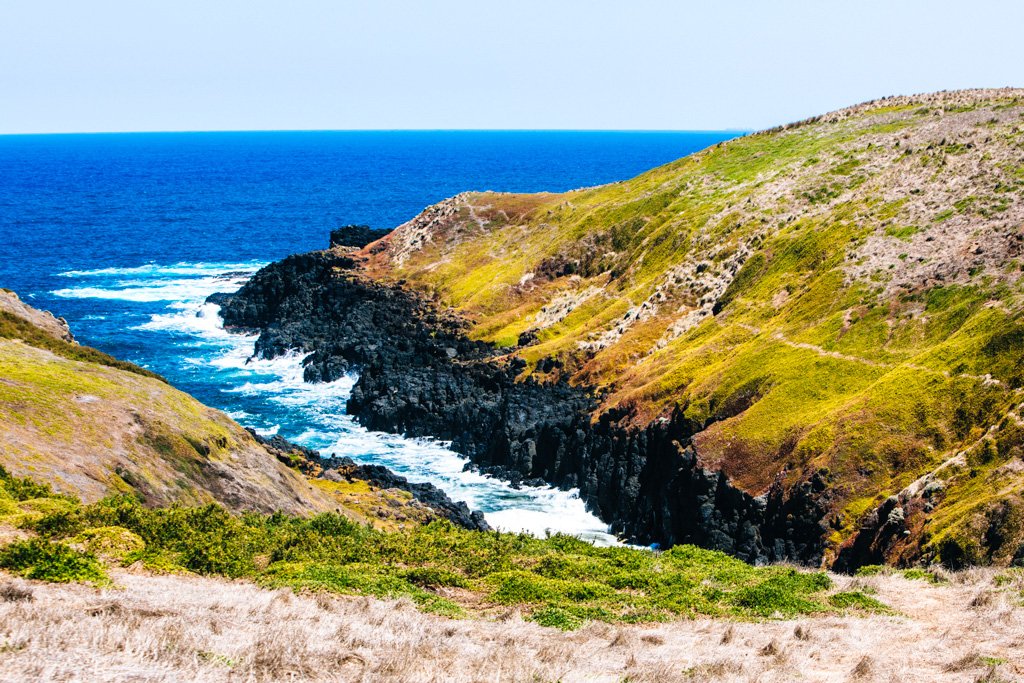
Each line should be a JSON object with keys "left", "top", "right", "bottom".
{"left": 0, "top": 130, "right": 738, "bottom": 540}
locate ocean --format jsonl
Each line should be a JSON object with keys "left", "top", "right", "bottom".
{"left": 0, "top": 130, "right": 739, "bottom": 542}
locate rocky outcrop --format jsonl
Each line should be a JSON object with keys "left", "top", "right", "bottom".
{"left": 0, "top": 289, "right": 74, "bottom": 342}
{"left": 330, "top": 225, "right": 391, "bottom": 249}
{"left": 214, "top": 251, "right": 829, "bottom": 564}
{"left": 248, "top": 429, "right": 489, "bottom": 531}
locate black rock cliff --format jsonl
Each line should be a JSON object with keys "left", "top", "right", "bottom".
{"left": 214, "top": 250, "right": 830, "bottom": 564}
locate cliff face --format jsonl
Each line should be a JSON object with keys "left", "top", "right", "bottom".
{"left": 221, "top": 89, "right": 1024, "bottom": 568}
{"left": 219, "top": 249, "right": 828, "bottom": 564}
{"left": 0, "top": 290, "right": 486, "bottom": 530}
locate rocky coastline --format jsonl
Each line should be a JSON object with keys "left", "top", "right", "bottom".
{"left": 249, "top": 429, "right": 489, "bottom": 531}
{"left": 211, "top": 238, "right": 830, "bottom": 566}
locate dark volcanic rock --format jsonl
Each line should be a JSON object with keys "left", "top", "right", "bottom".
{"left": 330, "top": 461, "right": 489, "bottom": 532}
{"left": 221, "top": 250, "right": 829, "bottom": 565}
{"left": 247, "top": 428, "right": 488, "bottom": 531}
{"left": 212, "top": 251, "right": 488, "bottom": 381}
{"left": 330, "top": 225, "right": 391, "bottom": 249}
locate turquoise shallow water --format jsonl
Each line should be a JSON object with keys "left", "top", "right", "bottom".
{"left": 0, "top": 130, "right": 739, "bottom": 540}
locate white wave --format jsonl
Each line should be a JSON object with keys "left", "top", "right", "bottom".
{"left": 253, "top": 424, "right": 280, "bottom": 437}
{"left": 487, "top": 506, "right": 613, "bottom": 544}
{"left": 138, "top": 302, "right": 249, "bottom": 340}
{"left": 57, "top": 261, "right": 266, "bottom": 278}
{"left": 53, "top": 260, "right": 261, "bottom": 305}
{"left": 54, "top": 275, "right": 255, "bottom": 304}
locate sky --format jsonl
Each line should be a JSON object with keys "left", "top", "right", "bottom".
{"left": 1, "top": 0, "right": 1022, "bottom": 134}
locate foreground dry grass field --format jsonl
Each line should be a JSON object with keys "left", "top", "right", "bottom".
{"left": 0, "top": 568, "right": 1020, "bottom": 682}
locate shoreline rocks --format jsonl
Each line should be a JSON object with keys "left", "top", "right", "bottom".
{"left": 211, "top": 249, "right": 830, "bottom": 565}
{"left": 248, "top": 429, "right": 489, "bottom": 531}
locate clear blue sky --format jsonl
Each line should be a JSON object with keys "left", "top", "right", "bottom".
{"left": 2, "top": 0, "right": 1021, "bottom": 134}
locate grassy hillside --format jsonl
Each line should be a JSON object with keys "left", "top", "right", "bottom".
{"left": 362, "top": 89, "right": 1024, "bottom": 566}
{"left": 0, "top": 291, "right": 440, "bottom": 529}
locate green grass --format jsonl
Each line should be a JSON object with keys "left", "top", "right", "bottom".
{"left": 0, "top": 469, "right": 878, "bottom": 629}
{"left": 884, "top": 224, "right": 921, "bottom": 240}
{"left": 827, "top": 590, "right": 892, "bottom": 613}
{"left": 854, "top": 564, "right": 946, "bottom": 584}
{"left": 0, "top": 310, "right": 165, "bottom": 382}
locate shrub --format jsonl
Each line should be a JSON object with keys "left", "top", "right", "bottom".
{"left": 0, "top": 493, "right": 20, "bottom": 518}
{"left": 729, "top": 570, "right": 832, "bottom": 616}
{"left": 14, "top": 498, "right": 80, "bottom": 529}
{"left": 900, "top": 568, "right": 945, "bottom": 584}
{"left": 854, "top": 564, "right": 885, "bottom": 576}
{"left": 828, "top": 590, "right": 891, "bottom": 612}
{"left": 27, "top": 509, "right": 86, "bottom": 538}
{"left": 0, "top": 539, "right": 107, "bottom": 584}
{"left": 73, "top": 526, "right": 145, "bottom": 563}
{"left": 401, "top": 566, "right": 468, "bottom": 589}
{"left": 0, "top": 466, "right": 56, "bottom": 501}
{"left": 488, "top": 571, "right": 555, "bottom": 604}
{"left": 531, "top": 605, "right": 584, "bottom": 630}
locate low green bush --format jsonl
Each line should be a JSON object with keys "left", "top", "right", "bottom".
{"left": 854, "top": 564, "right": 885, "bottom": 576}
{"left": 72, "top": 526, "right": 145, "bottom": 563}
{"left": 828, "top": 590, "right": 892, "bottom": 612}
{"left": 0, "top": 539, "right": 107, "bottom": 583}
{"left": 0, "top": 466, "right": 58, "bottom": 502}
{"left": 401, "top": 566, "right": 468, "bottom": 589}
{"left": 531, "top": 605, "right": 584, "bottom": 630}
{"left": 729, "top": 569, "right": 832, "bottom": 617}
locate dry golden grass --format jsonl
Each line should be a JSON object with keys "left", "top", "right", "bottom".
{"left": 0, "top": 568, "right": 1020, "bottom": 682}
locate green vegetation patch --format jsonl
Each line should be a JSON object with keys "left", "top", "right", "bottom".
{"left": 828, "top": 590, "right": 892, "bottom": 613}
{"left": 854, "top": 564, "right": 946, "bottom": 584}
{"left": 0, "top": 469, "right": 872, "bottom": 629}
{"left": 0, "top": 310, "right": 165, "bottom": 382}
{"left": 0, "top": 538, "right": 107, "bottom": 584}
{"left": 72, "top": 526, "right": 145, "bottom": 563}
{"left": 0, "top": 465, "right": 56, "bottom": 502}
{"left": 884, "top": 224, "right": 921, "bottom": 240}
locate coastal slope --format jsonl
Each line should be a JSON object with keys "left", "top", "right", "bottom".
{"left": 0, "top": 289, "right": 482, "bottom": 529}
{"left": 222, "top": 89, "right": 1024, "bottom": 567}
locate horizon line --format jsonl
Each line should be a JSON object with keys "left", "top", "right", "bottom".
{"left": 0, "top": 127, "right": 752, "bottom": 137}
